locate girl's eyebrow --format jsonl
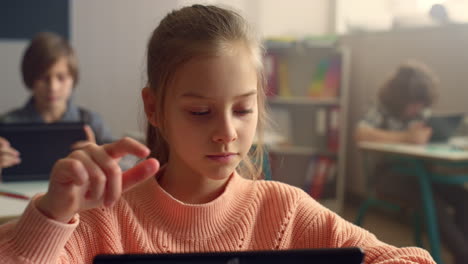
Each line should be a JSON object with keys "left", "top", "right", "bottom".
{"left": 180, "top": 90, "right": 257, "bottom": 99}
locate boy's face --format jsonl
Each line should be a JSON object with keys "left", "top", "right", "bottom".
{"left": 163, "top": 45, "right": 258, "bottom": 181}
{"left": 404, "top": 102, "right": 425, "bottom": 119}
{"left": 32, "top": 57, "right": 74, "bottom": 111}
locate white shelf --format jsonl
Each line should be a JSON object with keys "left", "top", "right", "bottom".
{"left": 264, "top": 42, "right": 349, "bottom": 215}
{"left": 268, "top": 97, "right": 339, "bottom": 106}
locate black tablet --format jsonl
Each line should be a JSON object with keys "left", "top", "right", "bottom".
{"left": 94, "top": 248, "right": 365, "bottom": 264}
{"left": 0, "top": 122, "right": 86, "bottom": 181}
{"left": 427, "top": 113, "right": 464, "bottom": 143}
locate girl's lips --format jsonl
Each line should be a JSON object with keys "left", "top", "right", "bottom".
{"left": 206, "top": 153, "right": 237, "bottom": 163}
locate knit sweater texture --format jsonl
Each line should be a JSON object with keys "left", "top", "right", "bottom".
{"left": 0, "top": 173, "right": 435, "bottom": 264}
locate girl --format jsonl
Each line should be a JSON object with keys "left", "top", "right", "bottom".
{"left": 0, "top": 5, "right": 434, "bottom": 264}
{"left": 0, "top": 32, "right": 113, "bottom": 170}
{"left": 356, "top": 62, "right": 468, "bottom": 264}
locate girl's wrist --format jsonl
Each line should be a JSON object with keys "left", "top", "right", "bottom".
{"left": 35, "top": 194, "right": 74, "bottom": 224}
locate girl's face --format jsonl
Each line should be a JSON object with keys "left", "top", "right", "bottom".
{"left": 32, "top": 57, "right": 74, "bottom": 111}
{"left": 163, "top": 45, "right": 258, "bottom": 181}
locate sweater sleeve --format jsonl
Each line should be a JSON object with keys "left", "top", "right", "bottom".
{"left": 291, "top": 197, "right": 435, "bottom": 264}
{"left": 0, "top": 196, "right": 79, "bottom": 264}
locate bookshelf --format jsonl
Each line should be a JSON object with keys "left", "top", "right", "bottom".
{"left": 264, "top": 39, "right": 350, "bottom": 214}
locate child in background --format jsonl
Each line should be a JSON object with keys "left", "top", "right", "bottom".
{"left": 0, "top": 5, "right": 434, "bottom": 264}
{"left": 0, "top": 32, "right": 113, "bottom": 170}
{"left": 356, "top": 61, "right": 468, "bottom": 264}
{"left": 355, "top": 61, "right": 437, "bottom": 145}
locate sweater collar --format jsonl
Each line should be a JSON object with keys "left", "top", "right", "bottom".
{"left": 132, "top": 171, "right": 255, "bottom": 239}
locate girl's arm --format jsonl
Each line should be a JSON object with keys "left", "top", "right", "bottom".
{"left": 0, "top": 198, "right": 79, "bottom": 264}
{"left": 0, "top": 137, "right": 159, "bottom": 263}
{"left": 291, "top": 198, "right": 435, "bottom": 264}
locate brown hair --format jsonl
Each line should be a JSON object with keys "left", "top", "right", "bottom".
{"left": 145, "top": 4, "right": 267, "bottom": 179}
{"left": 21, "top": 32, "right": 79, "bottom": 90}
{"left": 378, "top": 61, "right": 438, "bottom": 118}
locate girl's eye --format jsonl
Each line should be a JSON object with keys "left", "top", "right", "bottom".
{"left": 235, "top": 109, "right": 253, "bottom": 115}
{"left": 190, "top": 110, "right": 210, "bottom": 116}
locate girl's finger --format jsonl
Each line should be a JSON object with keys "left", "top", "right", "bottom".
{"left": 86, "top": 145, "right": 122, "bottom": 207}
{"left": 103, "top": 137, "right": 150, "bottom": 160}
{"left": 122, "top": 158, "right": 159, "bottom": 192}
{"left": 84, "top": 125, "right": 96, "bottom": 143}
{"left": 71, "top": 140, "right": 93, "bottom": 150}
{"left": 69, "top": 150, "right": 107, "bottom": 201}
{"left": 49, "top": 158, "right": 88, "bottom": 188}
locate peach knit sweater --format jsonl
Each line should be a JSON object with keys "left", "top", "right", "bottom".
{"left": 0, "top": 173, "right": 434, "bottom": 264}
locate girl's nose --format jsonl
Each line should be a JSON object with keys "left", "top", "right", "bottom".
{"left": 212, "top": 115, "right": 237, "bottom": 143}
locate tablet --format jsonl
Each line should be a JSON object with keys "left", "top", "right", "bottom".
{"left": 0, "top": 122, "right": 86, "bottom": 181}
{"left": 94, "top": 248, "right": 365, "bottom": 264}
{"left": 427, "top": 113, "right": 464, "bottom": 143}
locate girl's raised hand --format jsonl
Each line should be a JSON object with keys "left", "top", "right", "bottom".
{"left": 36, "top": 137, "right": 160, "bottom": 223}
{"left": 71, "top": 125, "right": 97, "bottom": 150}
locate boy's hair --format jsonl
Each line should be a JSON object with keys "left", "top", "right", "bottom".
{"left": 378, "top": 61, "right": 438, "bottom": 118}
{"left": 21, "top": 32, "right": 79, "bottom": 90}
{"left": 145, "top": 4, "right": 267, "bottom": 179}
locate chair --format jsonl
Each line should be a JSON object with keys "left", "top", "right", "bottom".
{"left": 354, "top": 154, "right": 425, "bottom": 248}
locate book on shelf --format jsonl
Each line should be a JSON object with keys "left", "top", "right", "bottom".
{"left": 308, "top": 56, "right": 341, "bottom": 99}
{"left": 321, "top": 160, "right": 337, "bottom": 199}
{"left": 303, "top": 156, "right": 317, "bottom": 193}
{"left": 327, "top": 107, "right": 340, "bottom": 153}
{"left": 277, "top": 61, "right": 292, "bottom": 97}
{"left": 264, "top": 52, "right": 278, "bottom": 97}
{"left": 263, "top": 53, "right": 341, "bottom": 99}
{"left": 263, "top": 51, "right": 292, "bottom": 98}
{"left": 304, "top": 156, "right": 337, "bottom": 200}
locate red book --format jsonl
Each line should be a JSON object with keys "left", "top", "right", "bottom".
{"left": 263, "top": 53, "right": 278, "bottom": 97}
{"left": 309, "top": 157, "right": 330, "bottom": 200}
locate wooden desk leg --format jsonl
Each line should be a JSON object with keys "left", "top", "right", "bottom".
{"left": 414, "top": 160, "right": 442, "bottom": 264}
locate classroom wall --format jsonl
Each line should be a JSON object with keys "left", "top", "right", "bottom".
{"left": 70, "top": 0, "right": 177, "bottom": 138}
{"left": 336, "top": 0, "right": 468, "bottom": 34}
{"left": 340, "top": 24, "right": 468, "bottom": 195}
{"left": 0, "top": 41, "right": 29, "bottom": 113}
{"left": 257, "top": 0, "right": 332, "bottom": 37}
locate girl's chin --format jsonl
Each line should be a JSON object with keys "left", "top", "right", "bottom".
{"left": 204, "top": 169, "right": 236, "bottom": 181}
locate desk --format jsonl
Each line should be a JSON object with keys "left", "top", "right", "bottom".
{"left": 358, "top": 142, "right": 468, "bottom": 264}
{"left": 359, "top": 142, "right": 468, "bottom": 161}
{"left": 0, "top": 181, "right": 48, "bottom": 222}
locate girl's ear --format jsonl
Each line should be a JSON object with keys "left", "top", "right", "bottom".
{"left": 142, "top": 87, "right": 158, "bottom": 127}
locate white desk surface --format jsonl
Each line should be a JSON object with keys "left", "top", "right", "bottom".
{"left": 358, "top": 142, "right": 468, "bottom": 162}
{"left": 0, "top": 181, "right": 48, "bottom": 218}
